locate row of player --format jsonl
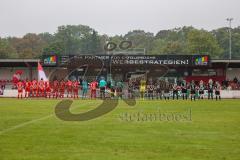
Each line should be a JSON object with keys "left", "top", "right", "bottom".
{"left": 16, "top": 78, "right": 98, "bottom": 99}
{"left": 137, "top": 79, "right": 221, "bottom": 101}
{"left": 16, "top": 78, "right": 221, "bottom": 100}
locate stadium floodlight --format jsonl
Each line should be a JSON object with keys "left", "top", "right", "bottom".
{"left": 226, "top": 18, "right": 233, "bottom": 60}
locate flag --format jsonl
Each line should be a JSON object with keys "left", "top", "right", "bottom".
{"left": 15, "top": 70, "right": 23, "bottom": 75}
{"left": 38, "top": 62, "right": 48, "bottom": 81}
{"left": 12, "top": 70, "right": 23, "bottom": 84}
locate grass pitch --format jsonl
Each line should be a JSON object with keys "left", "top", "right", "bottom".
{"left": 0, "top": 98, "right": 240, "bottom": 160}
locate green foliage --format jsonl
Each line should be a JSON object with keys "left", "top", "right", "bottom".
{"left": 7, "top": 33, "right": 47, "bottom": 58}
{"left": 212, "top": 27, "right": 240, "bottom": 58}
{"left": 53, "top": 25, "right": 102, "bottom": 55}
{"left": 43, "top": 41, "right": 64, "bottom": 55}
{"left": 109, "top": 35, "right": 124, "bottom": 51}
{"left": 0, "top": 38, "right": 17, "bottom": 58}
{"left": 0, "top": 25, "right": 240, "bottom": 58}
{"left": 150, "top": 39, "right": 167, "bottom": 55}
{"left": 163, "top": 41, "right": 185, "bottom": 54}
{"left": 152, "top": 27, "right": 223, "bottom": 56}
{"left": 187, "top": 29, "right": 223, "bottom": 58}
{"left": 124, "top": 30, "right": 154, "bottom": 54}
{"left": 232, "top": 27, "right": 240, "bottom": 58}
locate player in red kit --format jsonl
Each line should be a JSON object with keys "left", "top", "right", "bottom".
{"left": 52, "top": 79, "right": 59, "bottom": 99}
{"left": 38, "top": 78, "right": 45, "bottom": 97}
{"left": 66, "top": 79, "right": 73, "bottom": 98}
{"left": 90, "top": 79, "right": 98, "bottom": 99}
{"left": 45, "top": 81, "right": 52, "bottom": 98}
{"left": 32, "top": 78, "right": 38, "bottom": 97}
{"left": 17, "top": 80, "right": 24, "bottom": 99}
{"left": 73, "top": 80, "right": 79, "bottom": 99}
{"left": 25, "top": 79, "right": 32, "bottom": 98}
{"left": 59, "top": 79, "right": 65, "bottom": 98}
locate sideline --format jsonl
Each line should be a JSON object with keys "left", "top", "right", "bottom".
{"left": 0, "top": 101, "right": 95, "bottom": 135}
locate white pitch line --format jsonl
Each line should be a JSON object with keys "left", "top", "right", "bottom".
{"left": 0, "top": 101, "right": 94, "bottom": 135}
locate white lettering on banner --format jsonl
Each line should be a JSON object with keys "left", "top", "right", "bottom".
{"left": 60, "top": 55, "right": 211, "bottom": 66}
{"left": 111, "top": 59, "right": 190, "bottom": 65}
{"left": 154, "top": 60, "right": 159, "bottom": 64}
{"left": 168, "top": 60, "right": 173, "bottom": 64}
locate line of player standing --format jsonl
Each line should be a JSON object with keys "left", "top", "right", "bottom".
{"left": 135, "top": 78, "right": 221, "bottom": 101}
{"left": 16, "top": 78, "right": 99, "bottom": 99}
{"left": 16, "top": 77, "right": 221, "bottom": 100}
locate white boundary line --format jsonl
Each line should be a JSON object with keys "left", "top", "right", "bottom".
{"left": 0, "top": 101, "right": 94, "bottom": 135}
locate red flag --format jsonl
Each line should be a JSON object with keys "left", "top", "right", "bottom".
{"left": 12, "top": 70, "right": 23, "bottom": 84}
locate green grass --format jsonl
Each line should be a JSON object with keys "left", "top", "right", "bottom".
{"left": 0, "top": 98, "right": 240, "bottom": 160}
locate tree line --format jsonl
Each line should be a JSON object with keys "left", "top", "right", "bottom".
{"left": 0, "top": 25, "right": 240, "bottom": 59}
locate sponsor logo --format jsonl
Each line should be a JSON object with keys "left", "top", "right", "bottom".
{"left": 44, "top": 55, "right": 57, "bottom": 65}
{"left": 194, "top": 56, "right": 208, "bottom": 65}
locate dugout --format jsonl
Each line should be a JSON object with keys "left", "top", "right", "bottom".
{"left": 0, "top": 55, "right": 240, "bottom": 84}
{"left": 45, "top": 55, "right": 218, "bottom": 83}
{"left": 44, "top": 54, "right": 240, "bottom": 84}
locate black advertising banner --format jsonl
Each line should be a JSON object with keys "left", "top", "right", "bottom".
{"left": 60, "top": 55, "right": 210, "bottom": 66}
{"left": 110, "top": 55, "right": 210, "bottom": 66}
{"left": 60, "top": 55, "right": 110, "bottom": 65}
{"left": 111, "top": 55, "right": 191, "bottom": 65}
